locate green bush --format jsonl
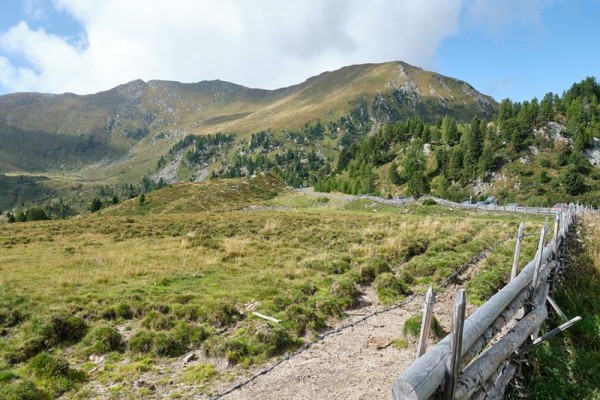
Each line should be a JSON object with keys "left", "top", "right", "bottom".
{"left": 375, "top": 273, "right": 412, "bottom": 304}
{"left": 27, "top": 352, "right": 69, "bottom": 378}
{"left": 0, "top": 379, "right": 48, "bottom": 400}
{"left": 25, "top": 208, "right": 49, "bottom": 222}
{"left": 102, "top": 303, "right": 134, "bottom": 320}
{"left": 282, "top": 304, "right": 326, "bottom": 336}
{"left": 141, "top": 310, "right": 174, "bottom": 330}
{"left": 7, "top": 315, "right": 88, "bottom": 363}
{"left": 153, "top": 332, "right": 185, "bottom": 357}
{"left": 26, "top": 352, "right": 84, "bottom": 397}
{"left": 0, "top": 369, "right": 20, "bottom": 383}
{"left": 171, "top": 322, "right": 212, "bottom": 348}
{"left": 128, "top": 330, "right": 154, "bottom": 354}
{"left": 253, "top": 326, "right": 301, "bottom": 357}
{"left": 223, "top": 338, "right": 253, "bottom": 365}
{"left": 203, "top": 302, "right": 242, "bottom": 328}
{"left": 422, "top": 198, "right": 437, "bottom": 206}
{"left": 115, "top": 303, "right": 134, "bottom": 319}
{"left": 329, "top": 278, "right": 361, "bottom": 308}
{"left": 402, "top": 238, "right": 429, "bottom": 260}
{"left": 402, "top": 314, "right": 422, "bottom": 337}
{"left": 41, "top": 314, "right": 88, "bottom": 346}
{"left": 173, "top": 304, "right": 201, "bottom": 321}
{"left": 82, "top": 324, "right": 123, "bottom": 355}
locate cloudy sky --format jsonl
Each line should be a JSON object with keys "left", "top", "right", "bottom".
{"left": 0, "top": 0, "right": 598, "bottom": 101}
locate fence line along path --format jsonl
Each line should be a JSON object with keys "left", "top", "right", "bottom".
{"left": 392, "top": 204, "right": 580, "bottom": 400}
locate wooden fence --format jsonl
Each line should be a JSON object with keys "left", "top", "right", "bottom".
{"left": 392, "top": 204, "right": 582, "bottom": 400}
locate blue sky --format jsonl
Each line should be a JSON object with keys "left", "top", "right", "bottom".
{"left": 0, "top": 0, "right": 598, "bottom": 102}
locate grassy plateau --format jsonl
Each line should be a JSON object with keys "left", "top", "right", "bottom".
{"left": 0, "top": 175, "right": 544, "bottom": 399}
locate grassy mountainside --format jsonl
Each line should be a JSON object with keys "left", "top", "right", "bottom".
{"left": 0, "top": 62, "right": 496, "bottom": 181}
{"left": 310, "top": 77, "right": 600, "bottom": 207}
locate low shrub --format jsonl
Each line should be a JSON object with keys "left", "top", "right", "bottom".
{"left": 255, "top": 326, "right": 301, "bottom": 357}
{"left": 128, "top": 330, "right": 154, "bottom": 354}
{"left": 356, "top": 258, "right": 392, "bottom": 284}
{"left": 26, "top": 352, "right": 84, "bottom": 397}
{"left": 7, "top": 315, "right": 88, "bottom": 363}
{"left": 329, "top": 278, "right": 361, "bottom": 308}
{"left": 81, "top": 324, "right": 123, "bottom": 355}
{"left": 102, "top": 303, "right": 133, "bottom": 320}
{"left": 0, "top": 379, "right": 48, "bottom": 400}
{"left": 203, "top": 302, "right": 242, "bottom": 328}
{"left": 41, "top": 314, "right": 88, "bottom": 346}
{"left": 375, "top": 273, "right": 412, "bottom": 304}
{"left": 173, "top": 304, "right": 201, "bottom": 321}
{"left": 282, "top": 304, "right": 327, "bottom": 336}
{"left": 27, "top": 352, "right": 69, "bottom": 378}
{"left": 171, "top": 322, "right": 212, "bottom": 348}
{"left": 141, "top": 310, "right": 174, "bottom": 330}
{"left": 153, "top": 332, "right": 186, "bottom": 357}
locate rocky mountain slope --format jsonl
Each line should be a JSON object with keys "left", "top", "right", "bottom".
{"left": 0, "top": 61, "right": 496, "bottom": 183}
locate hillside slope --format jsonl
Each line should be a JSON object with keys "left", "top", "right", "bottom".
{"left": 0, "top": 61, "right": 496, "bottom": 182}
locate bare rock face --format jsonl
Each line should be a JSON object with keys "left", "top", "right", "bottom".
{"left": 534, "top": 121, "right": 570, "bottom": 146}
{"left": 585, "top": 138, "right": 600, "bottom": 166}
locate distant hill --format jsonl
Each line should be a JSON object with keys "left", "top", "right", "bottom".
{"left": 0, "top": 61, "right": 497, "bottom": 183}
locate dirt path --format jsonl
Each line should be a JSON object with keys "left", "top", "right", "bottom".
{"left": 216, "top": 289, "right": 422, "bottom": 400}
{"left": 212, "top": 263, "right": 481, "bottom": 400}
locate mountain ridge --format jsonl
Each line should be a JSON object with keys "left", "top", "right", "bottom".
{"left": 0, "top": 60, "right": 499, "bottom": 210}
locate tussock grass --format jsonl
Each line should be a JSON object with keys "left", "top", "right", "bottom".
{"left": 0, "top": 181, "right": 543, "bottom": 398}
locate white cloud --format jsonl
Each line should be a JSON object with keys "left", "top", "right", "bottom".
{"left": 0, "top": 0, "right": 464, "bottom": 94}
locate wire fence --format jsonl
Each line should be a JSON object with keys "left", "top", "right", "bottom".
{"left": 208, "top": 236, "right": 511, "bottom": 399}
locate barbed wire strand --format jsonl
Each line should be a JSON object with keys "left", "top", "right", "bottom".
{"left": 207, "top": 235, "right": 517, "bottom": 400}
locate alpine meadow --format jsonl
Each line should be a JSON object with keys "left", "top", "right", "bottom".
{"left": 1, "top": 58, "right": 600, "bottom": 400}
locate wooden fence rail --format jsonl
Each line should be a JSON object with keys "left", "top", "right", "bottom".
{"left": 392, "top": 204, "right": 578, "bottom": 400}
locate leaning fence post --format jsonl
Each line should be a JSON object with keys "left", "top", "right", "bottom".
{"left": 444, "top": 289, "right": 466, "bottom": 400}
{"left": 417, "top": 286, "right": 435, "bottom": 359}
{"left": 530, "top": 225, "right": 547, "bottom": 302}
{"left": 511, "top": 222, "right": 525, "bottom": 281}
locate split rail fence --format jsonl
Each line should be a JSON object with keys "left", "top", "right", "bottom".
{"left": 392, "top": 203, "right": 585, "bottom": 400}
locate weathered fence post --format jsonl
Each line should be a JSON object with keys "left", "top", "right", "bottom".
{"left": 444, "top": 289, "right": 466, "bottom": 400}
{"left": 530, "top": 225, "right": 547, "bottom": 302}
{"left": 552, "top": 212, "right": 560, "bottom": 259}
{"left": 417, "top": 286, "right": 435, "bottom": 359}
{"left": 511, "top": 222, "right": 525, "bottom": 281}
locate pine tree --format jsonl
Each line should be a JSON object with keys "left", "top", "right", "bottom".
{"left": 562, "top": 166, "right": 585, "bottom": 195}
{"left": 461, "top": 117, "right": 484, "bottom": 180}
{"left": 90, "top": 198, "right": 102, "bottom": 213}
{"left": 478, "top": 140, "right": 494, "bottom": 177}
{"left": 441, "top": 116, "right": 459, "bottom": 144}
{"left": 388, "top": 162, "right": 402, "bottom": 185}
{"left": 448, "top": 147, "right": 464, "bottom": 182}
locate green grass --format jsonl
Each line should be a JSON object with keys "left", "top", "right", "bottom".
{"left": 0, "top": 177, "right": 545, "bottom": 398}
{"left": 509, "top": 215, "right": 600, "bottom": 399}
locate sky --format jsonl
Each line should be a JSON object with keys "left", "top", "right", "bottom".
{"left": 0, "top": 0, "right": 598, "bottom": 102}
